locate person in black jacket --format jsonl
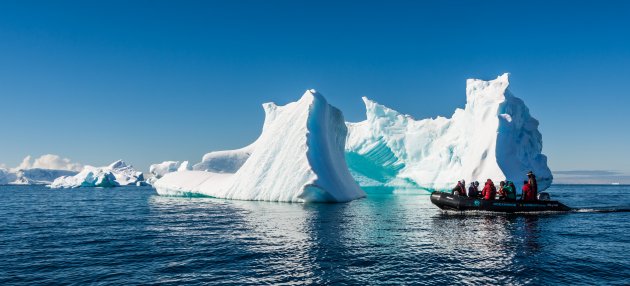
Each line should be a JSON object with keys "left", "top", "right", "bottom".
{"left": 468, "top": 181, "right": 479, "bottom": 198}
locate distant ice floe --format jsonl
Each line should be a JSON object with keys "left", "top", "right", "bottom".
{"left": 49, "top": 160, "right": 145, "bottom": 188}
{"left": 0, "top": 154, "right": 81, "bottom": 185}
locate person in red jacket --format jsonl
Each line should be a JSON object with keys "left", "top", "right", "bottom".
{"left": 522, "top": 180, "right": 535, "bottom": 201}
{"left": 481, "top": 179, "right": 496, "bottom": 200}
{"left": 451, "top": 180, "right": 466, "bottom": 196}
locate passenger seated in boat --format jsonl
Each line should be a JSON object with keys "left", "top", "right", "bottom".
{"left": 451, "top": 180, "right": 466, "bottom": 196}
{"left": 481, "top": 179, "right": 496, "bottom": 200}
{"left": 498, "top": 181, "right": 507, "bottom": 200}
{"left": 505, "top": 181, "right": 517, "bottom": 201}
{"left": 497, "top": 181, "right": 517, "bottom": 201}
{"left": 468, "top": 181, "right": 479, "bottom": 198}
{"left": 475, "top": 181, "right": 482, "bottom": 198}
{"left": 522, "top": 180, "right": 536, "bottom": 201}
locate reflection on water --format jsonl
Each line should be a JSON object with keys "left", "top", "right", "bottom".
{"left": 146, "top": 188, "right": 552, "bottom": 285}
{"left": 522, "top": 216, "right": 541, "bottom": 253}
{"left": 1, "top": 185, "right": 628, "bottom": 285}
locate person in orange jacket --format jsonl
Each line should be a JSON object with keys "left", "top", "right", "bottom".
{"left": 481, "top": 179, "right": 496, "bottom": 200}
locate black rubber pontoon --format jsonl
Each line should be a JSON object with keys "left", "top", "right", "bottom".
{"left": 430, "top": 191, "right": 572, "bottom": 212}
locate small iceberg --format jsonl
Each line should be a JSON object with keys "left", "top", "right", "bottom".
{"left": 11, "top": 168, "right": 79, "bottom": 185}
{"left": 49, "top": 160, "right": 145, "bottom": 188}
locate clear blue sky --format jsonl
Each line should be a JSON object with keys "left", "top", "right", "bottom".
{"left": 0, "top": 1, "right": 628, "bottom": 181}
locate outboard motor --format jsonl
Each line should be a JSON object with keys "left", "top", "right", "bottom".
{"left": 538, "top": 192, "right": 551, "bottom": 201}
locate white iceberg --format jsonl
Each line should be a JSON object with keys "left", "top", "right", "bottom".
{"left": 50, "top": 160, "right": 145, "bottom": 188}
{"left": 346, "top": 73, "right": 553, "bottom": 191}
{"left": 0, "top": 155, "right": 82, "bottom": 185}
{"left": 154, "top": 90, "right": 365, "bottom": 203}
{"left": 11, "top": 168, "right": 78, "bottom": 185}
{"left": 147, "top": 161, "right": 191, "bottom": 184}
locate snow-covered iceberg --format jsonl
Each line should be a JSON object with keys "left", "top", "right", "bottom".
{"left": 50, "top": 160, "right": 145, "bottom": 188}
{"left": 11, "top": 168, "right": 78, "bottom": 185}
{"left": 0, "top": 154, "right": 81, "bottom": 185}
{"left": 346, "top": 73, "right": 552, "bottom": 191}
{"left": 0, "top": 167, "right": 78, "bottom": 185}
{"left": 154, "top": 90, "right": 365, "bottom": 203}
{"left": 147, "top": 161, "right": 191, "bottom": 184}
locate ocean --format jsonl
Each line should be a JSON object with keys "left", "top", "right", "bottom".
{"left": 1, "top": 185, "right": 628, "bottom": 285}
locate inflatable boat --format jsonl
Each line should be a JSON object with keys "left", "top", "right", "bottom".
{"left": 430, "top": 191, "right": 571, "bottom": 212}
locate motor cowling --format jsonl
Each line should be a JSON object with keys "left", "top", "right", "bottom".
{"left": 538, "top": 192, "right": 551, "bottom": 201}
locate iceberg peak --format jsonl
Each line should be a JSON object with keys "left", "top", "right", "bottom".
{"left": 360, "top": 96, "right": 408, "bottom": 122}
{"left": 466, "top": 73, "right": 510, "bottom": 105}
{"left": 108, "top": 160, "right": 128, "bottom": 169}
{"left": 300, "top": 88, "right": 325, "bottom": 103}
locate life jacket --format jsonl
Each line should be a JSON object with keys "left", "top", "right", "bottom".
{"left": 498, "top": 186, "right": 506, "bottom": 197}
{"left": 452, "top": 182, "right": 466, "bottom": 196}
{"left": 482, "top": 182, "right": 496, "bottom": 200}
{"left": 458, "top": 182, "right": 466, "bottom": 196}
{"left": 522, "top": 183, "right": 534, "bottom": 201}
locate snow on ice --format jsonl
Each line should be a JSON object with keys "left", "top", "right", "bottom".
{"left": 346, "top": 73, "right": 553, "bottom": 191}
{"left": 154, "top": 90, "right": 365, "bottom": 202}
{"left": 49, "top": 160, "right": 145, "bottom": 188}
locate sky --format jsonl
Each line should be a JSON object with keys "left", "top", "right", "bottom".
{"left": 0, "top": 1, "right": 629, "bottom": 183}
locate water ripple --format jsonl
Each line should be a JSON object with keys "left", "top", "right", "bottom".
{"left": 0, "top": 185, "right": 628, "bottom": 285}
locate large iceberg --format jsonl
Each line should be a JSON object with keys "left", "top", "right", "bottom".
{"left": 50, "top": 160, "right": 145, "bottom": 188}
{"left": 154, "top": 90, "right": 365, "bottom": 203}
{"left": 346, "top": 74, "right": 552, "bottom": 191}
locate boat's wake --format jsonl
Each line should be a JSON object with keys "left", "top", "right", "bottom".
{"left": 436, "top": 207, "right": 630, "bottom": 215}
{"left": 572, "top": 208, "right": 630, "bottom": 213}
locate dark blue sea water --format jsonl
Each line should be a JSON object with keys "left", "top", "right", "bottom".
{"left": 1, "top": 185, "right": 629, "bottom": 285}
